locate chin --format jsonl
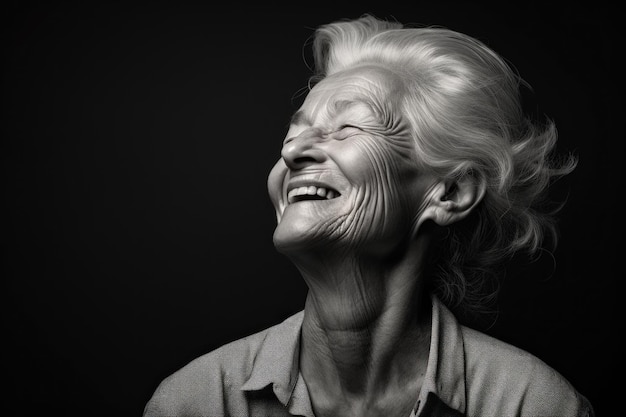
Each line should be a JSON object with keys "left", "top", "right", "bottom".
{"left": 271, "top": 218, "right": 329, "bottom": 255}
{"left": 273, "top": 225, "right": 311, "bottom": 254}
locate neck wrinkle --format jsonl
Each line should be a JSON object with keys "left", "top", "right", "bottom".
{"left": 298, "top": 239, "right": 432, "bottom": 415}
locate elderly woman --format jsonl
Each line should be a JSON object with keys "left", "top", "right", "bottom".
{"left": 143, "top": 15, "right": 594, "bottom": 417}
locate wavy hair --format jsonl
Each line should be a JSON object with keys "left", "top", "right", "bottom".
{"left": 308, "top": 14, "right": 577, "bottom": 317}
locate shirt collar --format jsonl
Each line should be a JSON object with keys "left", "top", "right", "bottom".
{"left": 241, "top": 295, "right": 467, "bottom": 416}
{"left": 240, "top": 310, "right": 304, "bottom": 406}
{"left": 415, "top": 295, "right": 467, "bottom": 415}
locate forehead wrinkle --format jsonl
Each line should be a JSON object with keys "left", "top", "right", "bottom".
{"left": 297, "top": 66, "right": 405, "bottom": 129}
{"left": 327, "top": 84, "right": 394, "bottom": 129}
{"left": 329, "top": 98, "right": 379, "bottom": 125}
{"left": 330, "top": 99, "right": 357, "bottom": 115}
{"left": 331, "top": 73, "right": 403, "bottom": 127}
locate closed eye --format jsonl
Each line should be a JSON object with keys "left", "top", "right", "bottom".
{"left": 332, "top": 124, "right": 362, "bottom": 140}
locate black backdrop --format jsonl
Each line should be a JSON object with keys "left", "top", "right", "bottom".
{"left": 2, "top": 2, "right": 620, "bottom": 416}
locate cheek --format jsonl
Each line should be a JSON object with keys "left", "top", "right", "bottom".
{"left": 337, "top": 140, "right": 416, "bottom": 240}
{"left": 337, "top": 139, "right": 408, "bottom": 197}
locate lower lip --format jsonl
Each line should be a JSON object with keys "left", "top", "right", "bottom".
{"left": 288, "top": 195, "right": 340, "bottom": 205}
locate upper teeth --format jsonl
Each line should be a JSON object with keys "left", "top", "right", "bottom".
{"left": 287, "top": 186, "right": 337, "bottom": 203}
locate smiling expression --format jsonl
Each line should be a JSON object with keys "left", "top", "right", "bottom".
{"left": 267, "top": 64, "right": 436, "bottom": 256}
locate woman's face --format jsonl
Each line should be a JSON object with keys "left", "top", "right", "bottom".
{"left": 267, "top": 65, "right": 436, "bottom": 256}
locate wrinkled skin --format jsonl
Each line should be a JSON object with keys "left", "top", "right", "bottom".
{"left": 266, "top": 65, "right": 444, "bottom": 417}
{"left": 268, "top": 65, "right": 437, "bottom": 259}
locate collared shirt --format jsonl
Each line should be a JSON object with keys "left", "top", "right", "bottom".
{"left": 143, "top": 295, "right": 594, "bottom": 417}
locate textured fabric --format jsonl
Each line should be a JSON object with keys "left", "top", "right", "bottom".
{"left": 143, "top": 295, "right": 594, "bottom": 417}
{"left": 416, "top": 393, "right": 464, "bottom": 417}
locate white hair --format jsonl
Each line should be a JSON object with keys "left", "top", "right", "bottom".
{"left": 309, "top": 14, "right": 577, "bottom": 316}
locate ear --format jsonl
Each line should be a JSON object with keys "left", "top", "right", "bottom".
{"left": 418, "top": 173, "right": 487, "bottom": 227}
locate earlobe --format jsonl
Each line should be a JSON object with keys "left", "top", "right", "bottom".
{"left": 418, "top": 174, "right": 486, "bottom": 228}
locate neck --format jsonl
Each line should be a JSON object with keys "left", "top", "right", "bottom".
{"left": 295, "top": 238, "right": 432, "bottom": 416}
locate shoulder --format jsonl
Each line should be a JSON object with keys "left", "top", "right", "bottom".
{"left": 461, "top": 326, "right": 594, "bottom": 416}
{"left": 142, "top": 322, "right": 277, "bottom": 417}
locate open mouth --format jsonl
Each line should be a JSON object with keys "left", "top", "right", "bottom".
{"left": 287, "top": 185, "right": 341, "bottom": 204}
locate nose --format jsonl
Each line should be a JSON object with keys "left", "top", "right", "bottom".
{"left": 281, "top": 128, "right": 327, "bottom": 170}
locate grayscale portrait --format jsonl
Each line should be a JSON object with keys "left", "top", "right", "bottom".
{"left": 4, "top": 4, "right": 617, "bottom": 417}
{"left": 142, "top": 14, "right": 595, "bottom": 417}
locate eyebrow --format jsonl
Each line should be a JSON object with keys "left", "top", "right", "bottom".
{"left": 332, "top": 99, "right": 356, "bottom": 114}
{"left": 289, "top": 100, "right": 359, "bottom": 127}
{"left": 289, "top": 111, "right": 311, "bottom": 126}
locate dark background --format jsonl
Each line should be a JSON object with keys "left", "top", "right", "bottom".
{"left": 2, "top": 2, "right": 620, "bottom": 416}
